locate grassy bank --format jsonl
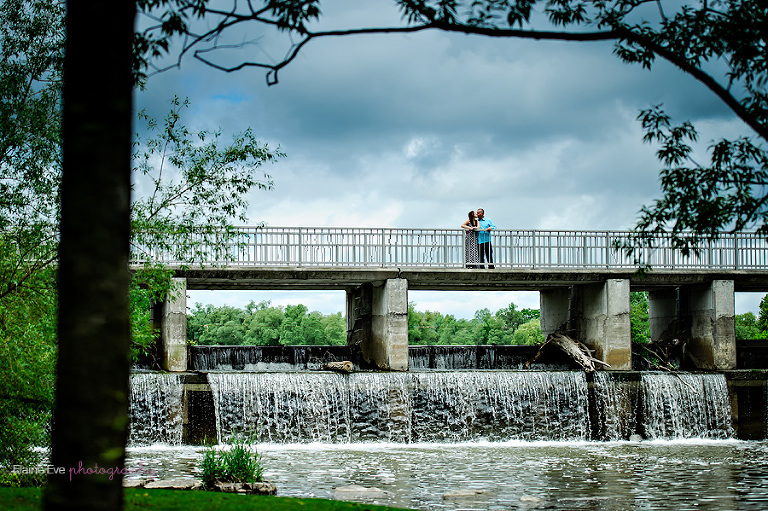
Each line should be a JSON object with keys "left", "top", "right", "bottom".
{"left": 0, "top": 488, "right": 412, "bottom": 511}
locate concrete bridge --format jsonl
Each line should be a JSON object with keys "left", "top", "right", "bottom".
{"left": 138, "top": 227, "right": 768, "bottom": 372}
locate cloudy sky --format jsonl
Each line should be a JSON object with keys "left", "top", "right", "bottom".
{"left": 134, "top": 0, "right": 763, "bottom": 318}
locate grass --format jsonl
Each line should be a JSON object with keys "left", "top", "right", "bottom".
{"left": 0, "top": 487, "right": 412, "bottom": 511}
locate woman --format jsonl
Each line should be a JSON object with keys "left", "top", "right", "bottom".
{"left": 461, "top": 210, "right": 480, "bottom": 268}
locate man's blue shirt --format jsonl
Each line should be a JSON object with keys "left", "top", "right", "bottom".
{"left": 477, "top": 218, "right": 496, "bottom": 244}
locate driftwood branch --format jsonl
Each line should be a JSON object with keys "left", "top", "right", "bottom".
{"left": 631, "top": 341, "right": 684, "bottom": 374}
{"left": 525, "top": 332, "right": 611, "bottom": 373}
{"left": 321, "top": 361, "right": 354, "bottom": 373}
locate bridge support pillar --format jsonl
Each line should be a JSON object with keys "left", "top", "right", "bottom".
{"left": 346, "top": 283, "right": 373, "bottom": 348}
{"left": 346, "top": 279, "right": 408, "bottom": 371}
{"left": 161, "top": 278, "right": 188, "bottom": 372}
{"left": 650, "top": 280, "right": 736, "bottom": 369}
{"left": 540, "top": 287, "right": 573, "bottom": 337}
{"left": 540, "top": 281, "right": 632, "bottom": 370}
{"left": 579, "top": 279, "right": 632, "bottom": 370}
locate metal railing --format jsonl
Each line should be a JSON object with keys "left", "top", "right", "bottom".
{"left": 129, "top": 227, "right": 768, "bottom": 270}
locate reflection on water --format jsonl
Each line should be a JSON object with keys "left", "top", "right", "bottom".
{"left": 127, "top": 440, "right": 768, "bottom": 510}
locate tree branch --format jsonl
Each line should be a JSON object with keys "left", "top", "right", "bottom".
{"left": 613, "top": 26, "right": 768, "bottom": 141}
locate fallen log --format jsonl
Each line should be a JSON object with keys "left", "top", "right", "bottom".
{"left": 322, "top": 361, "right": 354, "bottom": 373}
{"left": 524, "top": 332, "right": 610, "bottom": 373}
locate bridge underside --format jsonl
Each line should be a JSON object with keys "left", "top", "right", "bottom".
{"left": 156, "top": 267, "right": 768, "bottom": 372}
{"left": 177, "top": 267, "right": 768, "bottom": 291}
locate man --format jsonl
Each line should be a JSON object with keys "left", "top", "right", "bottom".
{"left": 476, "top": 208, "right": 496, "bottom": 269}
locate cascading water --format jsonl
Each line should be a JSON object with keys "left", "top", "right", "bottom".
{"left": 640, "top": 373, "right": 734, "bottom": 439}
{"left": 408, "top": 345, "right": 478, "bottom": 370}
{"left": 407, "top": 345, "right": 570, "bottom": 370}
{"left": 129, "top": 373, "right": 184, "bottom": 446}
{"left": 128, "top": 368, "right": 739, "bottom": 445}
{"left": 125, "top": 350, "right": 767, "bottom": 511}
{"left": 207, "top": 371, "right": 590, "bottom": 444}
{"left": 591, "top": 372, "right": 638, "bottom": 441}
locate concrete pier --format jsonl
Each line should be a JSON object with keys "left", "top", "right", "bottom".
{"left": 161, "top": 278, "right": 188, "bottom": 372}
{"left": 347, "top": 279, "right": 408, "bottom": 371}
{"left": 540, "top": 280, "right": 632, "bottom": 370}
{"left": 649, "top": 280, "right": 736, "bottom": 370}
{"left": 580, "top": 279, "right": 632, "bottom": 370}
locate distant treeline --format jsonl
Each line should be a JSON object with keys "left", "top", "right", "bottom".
{"left": 736, "top": 295, "right": 768, "bottom": 340}
{"left": 187, "top": 300, "right": 545, "bottom": 346}
{"left": 187, "top": 293, "right": 768, "bottom": 347}
{"left": 188, "top": 301, "right": 346, "bottom": 346}
{"left": 407, "top": 303, "right": 543, "bottom": 345}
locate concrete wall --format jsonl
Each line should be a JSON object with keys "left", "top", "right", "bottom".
{"left": 648, "top": 287, "right": 679, "bottom": 342}
{"left": 541, "top": 281, "right": 631, "bottom": 370}
{"left": 540, "top": 287, "right": 572, "bottom": 337}
{"left": 346, "top": 283, "right": 373, "bottom": 348}
{"left": 161, "top": 278, "right": 188, "bottom": 372}
{"left": 580, "top": 279, "right": 631, "bottom": 370}
{"left": 648, "top": 280, "right": 737, "bottom": 370}
{"left": 347, "top": 279, "right": 409, "bottom": 371}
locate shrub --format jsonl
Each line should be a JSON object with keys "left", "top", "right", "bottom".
{"left": 201, "top": 437, "right": 263, "bottom": 488}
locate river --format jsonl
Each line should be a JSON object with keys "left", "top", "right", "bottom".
{"left": 127, "top": 439, "right": 768, "bottom": 510}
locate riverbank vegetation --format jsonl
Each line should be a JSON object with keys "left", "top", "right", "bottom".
{"left": 736, "top": 296, "right": 768, "bottom": 340}
{"left": 201, "top": 437, "right": 264, "bottom": 488}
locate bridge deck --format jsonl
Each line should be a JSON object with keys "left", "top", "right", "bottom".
{"left": 175, "top": 266, "right": 768, "bottom": 291}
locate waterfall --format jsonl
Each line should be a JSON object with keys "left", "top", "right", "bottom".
{"left": 410, "top": 372, "right": 590, "bottom": 442}
{"left": 190, "top": 345, "right": 363, "bottom": 371}
{"left": 207, "top": 371, "right": 590, "bottom": 444}
{"left": 193, "top": 345, "right": 560, "bottom": 372}
{"left": 640, "top": 373, "right": 733, "bottom": 440}
{"left": 409, "top": 346, "right": 478, "bottom": 370}
{"left": 591, "top": 372, "right": 638, "bottom": 441}
{"left": 129, "top": 373, "right": 184, "bottom": 446}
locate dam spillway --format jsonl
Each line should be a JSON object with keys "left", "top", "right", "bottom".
{"left": 126, "top": 346, "right": 768, "bottom": 510}
{"left": 207, "top": 371, "right": 592, "bottom": 444}
{"left": 127, "top": 359, "right": 756, "bottom": 446}
{"left": 129, "top": 372, "right": 184, "bottom": 446}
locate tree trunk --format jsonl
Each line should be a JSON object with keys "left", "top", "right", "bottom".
{"left": 525, "top": 332, "right": 611, "bottom": 372}
{"left": 44, "top": 1, "right": 135, "bottom": 510}
{"left": 322, "top": 361, "right": 354, "bottom": 373}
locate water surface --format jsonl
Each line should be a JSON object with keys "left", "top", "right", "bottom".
{"left": 127, "top": 440, "right": 768, "bottom": 510}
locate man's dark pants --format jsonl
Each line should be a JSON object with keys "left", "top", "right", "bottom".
{"left": 479, "top": 242, "right": 494, "bottom": 269}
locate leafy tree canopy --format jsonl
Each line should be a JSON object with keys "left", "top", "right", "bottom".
{"left": 408, "top": 301, "right": 542, "bottom": 345}
{"left": 0, "top": 0, "right": 63, "bottom": 481}
{"left": 188, "top": 300, "right": 346, "bottom": 345}
{"left": 0, "top": 0, "right": 63, "bottom": 300}
{"left": 131, "top": 96, "right": 284, "bottom": 265}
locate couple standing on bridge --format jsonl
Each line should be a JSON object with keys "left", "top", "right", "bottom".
{"left": 461, "top": 208, "right": 496, "bottom": 269}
